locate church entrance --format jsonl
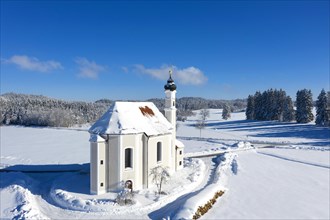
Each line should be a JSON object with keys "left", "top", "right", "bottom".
{"left": 125, "top": 180, "right": 133, "bottom": 191}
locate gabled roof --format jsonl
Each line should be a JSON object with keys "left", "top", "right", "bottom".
{"left": 89, "top": 102, "right": 173, "bottom": 136}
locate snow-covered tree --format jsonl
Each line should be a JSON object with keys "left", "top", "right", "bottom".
{"left": 222, "top": 104, "right": 231, "bottom": 120}
{"left": 274, "top": 89, "right": 286, "bottom": 121}
{"left": 116, "top": 188, "right": 135, "bottom": 205}
{"left": 199, "top": 108, "right": 210, "bottom": 121}
{"left": 195, "top": 108, "right": 209, "bottom": 138}
{"left": 247, "top": 89, "right": 294, "bottom": 122}
{"left": 245, "top": 95, "right": 255, "bottom": 120}
{"left": 149, "top": 166, "right": 170, "bottom": 195}
{"left": 282, "top": 96, "right": 295, "bottom": 122}
{"left": 195, "top": 119, "right": 205, "bottom": 138}
{"left": 296, "top": 89, "right": 314, "bottom": 123}
{"left": 254, "top": 91, "right": 263, "bottom": 120}
{"left": 316, "top": 89, "right": 329, "bottom": 126}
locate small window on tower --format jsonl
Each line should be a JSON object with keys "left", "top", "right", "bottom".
{"left": 125, "top": 148, "right": 133, "bottom": 168}
{"left": 179, "top": 161, "right": 182, "bottom": 166}
{"left": 173, "top": 101, "right": 175, "bottom": 106}
{"left": 100, "top": 160, "right": 103, "bottom": 165}
{"left": 179, "top": 150, "right": 182, "bottom": 155}
{"left": 100, "top": 182, "right": 104, "bottom": 187}
{"left": 157, "top": 142, "right": 162, "bottom": 162}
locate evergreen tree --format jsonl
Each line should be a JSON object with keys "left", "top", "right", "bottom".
{"left": 315, "top": 89, "right": 329, "bottom": 126}
{"left": 274, "top": 89, "right": 286, "bottom": 121}
{"left": 296, "top": 89, "right": 314, "bottom": 123}
{"left": 222, "top": 104, "right": 231, "bottom": 120}
{"left": 254, "top": 91, "right": 263, "bottom": 120}
{"left": 245, "top": 95, "right": 255, "bottom": 120}
{"left": 283, "top": 96, "right": 295, "bottom": 122}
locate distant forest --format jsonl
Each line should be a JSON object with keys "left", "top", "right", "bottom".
{"left": 0, "top": 93, "right": 246, "bottom": 127}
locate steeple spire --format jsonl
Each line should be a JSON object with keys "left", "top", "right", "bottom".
{"left": 164, "top": 68, "right": 176, "bottom": 91}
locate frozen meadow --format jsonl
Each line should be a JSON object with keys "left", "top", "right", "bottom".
{"left": 1, "top": 109, "right": 329, "bottom": 219}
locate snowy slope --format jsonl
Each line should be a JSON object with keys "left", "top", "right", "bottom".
{"left": 0, "top": 126, "right": 90, "bottom": 166}
{"left": 202, "top": 150, "right": 330, "bottom": 219}
{"left": 1, "top": 109, "right": 329, "bottom": 219}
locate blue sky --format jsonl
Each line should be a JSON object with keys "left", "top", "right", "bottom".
{"left": 1, "top": 0, "right": 329, "bottom": 101}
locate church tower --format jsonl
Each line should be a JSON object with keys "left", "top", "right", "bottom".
{"left": 164, "top": 69, "right": 177, "bottom": 135}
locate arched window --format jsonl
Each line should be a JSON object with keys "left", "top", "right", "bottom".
{"left": 157, "top": 142, "right": 162, "bottom": 162}
{"left": 125, "top": 148, "right": 133, "bottom": 168}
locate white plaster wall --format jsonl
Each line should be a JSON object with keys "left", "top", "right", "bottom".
{"left": 108, "top": 135, "right": 120, "bottom": 190}
{"left": 98, "top": 142, "right": 107, "bottom": 194}
{"left": 176, "top": 147, "right": 184, "bottom": 170}
{"left": 121, "top": 134, "right": 143, "bottom": 190}
{"left": 90, "top": 141, "right": 106, "bottom": 195}
{"left": 147, "top": 134, "right": 173, "bottom": 186}
{"left": 90, "top": 142, "right": 98, "bottom": 194}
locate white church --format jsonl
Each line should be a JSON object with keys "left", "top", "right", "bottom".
{"left": 88, "top": 71, "right": 184, "bottom": 195}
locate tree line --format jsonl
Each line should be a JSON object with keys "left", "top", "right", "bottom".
{"left": 0, "top": 93, "right": 109, "bottom": 127}
{"left": 245, "top": 89, "right": 330, "bottom": 126}
{"left": 0, "top": 93, "right": 247, "bottom": 127}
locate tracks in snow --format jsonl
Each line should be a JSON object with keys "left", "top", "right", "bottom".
{"left": 148, "top": 156, "right": 220, "bottom": 219}
{"left": 257, "top": 151, "right": 330, "bottom": 169}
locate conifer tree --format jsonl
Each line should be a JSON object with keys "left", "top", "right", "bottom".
{"left": 254, "top": 91, "right": 263, "bottom": 120}
{"left": 283, "top": 96, "right": 295, "bottom": 122}
{"left": 222, "top": 104, "right": 231, "bottom": 120}
{"left": 296, "top": 89, "right": 314, "bottom": 123}
{"left": 315, "top": 89, "right": 329, "bottom": 126}
{"left": 245, "top": 95, "right": 255, "bottom": 120}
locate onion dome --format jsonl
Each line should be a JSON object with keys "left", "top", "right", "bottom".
{"left": 164, "top": 69, "right": 177, "bottom": 91}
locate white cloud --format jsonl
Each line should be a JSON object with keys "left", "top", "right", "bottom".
{"left": 4, "top": 55, "right": 63, "bottom": 72}
{"left": 134, "top": 64, "right": 207, "bottom": 85}
{"left": 75, "top": 57, "right": 106, "bottom": 79}
{"left": 121, "top": 66, "right": 129, "bottom": 73}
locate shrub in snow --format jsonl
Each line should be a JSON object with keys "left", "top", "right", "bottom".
{"left": 233, "top": 141, "right": 251, "bottom": 149}
{"left": 192, "top": 190, "right": 225, "bottom": 219}
{"left": 149, "top": 166, "right": 170, "bottom": 195}
{"left": 115, "top": 189, "right": 135, "bottom": 206}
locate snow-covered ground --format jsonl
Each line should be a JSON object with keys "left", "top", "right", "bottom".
{"left": 202, "top": 149, "right": 330, "bottom": 219}
{"left": 1, "top": 109, "right": 329, "bottom": 219}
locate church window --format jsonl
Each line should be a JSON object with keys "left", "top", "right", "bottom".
{"left": 157, "top": 142, "right": 162, "bottom": 162}
{"left": 100, "top": 182, "right": 104, "bottom": 187}
{"left": 125, "top": 148, "right": 133, "bottom": 168}
{"left": 179, "top": 161, "right": 182, "bottom": 166}
{"left": 173, "top": 101, "right": 175, "bottom": 106}
{"left": 100, "top": 160, "right": 103, "bottom": 165}
{"left": 179, "top": 150, "right": 182, "bottom": 155}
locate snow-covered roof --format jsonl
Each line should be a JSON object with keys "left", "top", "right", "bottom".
{"left": 175, "top": 139, "right": 184, "bottom": 149}
{"left": 89, "top": 102, "right": 173, "bottom": 136}
{"left": 89, "top": 134, "right": 106, "bottom": 142}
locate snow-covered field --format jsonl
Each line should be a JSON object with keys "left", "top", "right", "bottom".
{"left": 1, "top": 109, "right": 329, "bottom": 219}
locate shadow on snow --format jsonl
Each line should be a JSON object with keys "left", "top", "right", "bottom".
{"left": 0, "top": 163, "right": 91, "bottom": 209}
{"left": 188, "top": 119, "right": 330, "bottom": 146}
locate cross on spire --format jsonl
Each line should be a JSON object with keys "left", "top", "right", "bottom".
{"left": 169, "top": 68, "right": 173, "bottom": 78}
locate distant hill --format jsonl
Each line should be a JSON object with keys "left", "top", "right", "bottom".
{"left": 0, "top": 93, "right": 246, "bottom": 127}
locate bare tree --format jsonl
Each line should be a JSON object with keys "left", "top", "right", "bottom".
{"left": 195, "top": 119, "right": 205, "bottom": 138}
{"left": 149, "top": 166, "right": 170, "bottom": 195}
{"left": 199, "top": 108, "right": 210, "bottom": 121}
{"left": 195, "top": 109, "right": 209, "bottom": 138}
